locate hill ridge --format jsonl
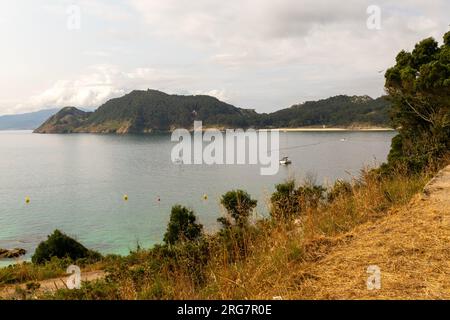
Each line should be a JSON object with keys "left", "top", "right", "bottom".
{"left": 34, "top": 90, "right": 391, "bottom": 134}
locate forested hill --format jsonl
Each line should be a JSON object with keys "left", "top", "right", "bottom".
{"left": 258, "top": 95, "right": 390, "bottom": 128}
{"left": 35, "top": 90, "right": 258, "bottom": 133}
{"left": 34, "top": 90, "right": 391, "bottom": 133}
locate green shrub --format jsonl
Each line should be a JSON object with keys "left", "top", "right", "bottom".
{"left": 32, "top": 230, "right": 101, "bottom": 264}
{"left": 327, "top": 180, "right": 353, "bottom": 202}
{"left": 218, "top": 190, "right": 257, "bottom": 228}
{"left": 270, "top": 180, "right": 326, "bottom": 220}
{"left": 385, "top": 31, "right": 450, "bottom": 172}
{"left": 48, "top": 280, "right": 120, "bottom": 300}
{"left": 163, "top": 205, "right": 204, "bottom": 245}
{"left": 270, "top": 180, "right": 300, "bottom": 220}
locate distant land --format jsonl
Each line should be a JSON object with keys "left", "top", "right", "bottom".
{"left": 0, "top": 109, "right": 59, "bottom": 130}
{"left": 34, "top": 90, "right": 392, "bottom": 134}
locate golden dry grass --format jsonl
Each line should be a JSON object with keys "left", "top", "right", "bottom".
{"left": 289, "top": 165, "right": 450, "bottom": 299}
{"left": 187, "top": 167, "right": 448, "bottom": 300}
{"left": 2, "top": 165, "right": 447, "bottom": 300}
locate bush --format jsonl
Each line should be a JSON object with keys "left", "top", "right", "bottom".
{"left": 218, "top": 190, "right": 257, "bottom": 228}
{"left": 163, "top": 205, "right": 204, "bottom": 245}
{"left": 32, "top": 230, "right": 101, "bottom": 264}
{"left": 270, "top": 180, "right": 300, "bottom": 220}
{"left": 270, "top": 180, "right": 326, "bottom": 220}
{"left": 327, "top": 180, "right": 353, "bottom": 202}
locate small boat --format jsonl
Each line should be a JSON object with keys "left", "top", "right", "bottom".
{"left": 279, "top": 156, "right": 292, "bottom": 165}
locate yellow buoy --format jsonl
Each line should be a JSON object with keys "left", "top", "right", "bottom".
{"left": 123, "top": 194, "right": 128, "bottom": 201}
{"left": 25, "top": 197, "right": 30, "bottom": 204}
{"left": 203, "top": 194, "right": 208, "bottom": 200}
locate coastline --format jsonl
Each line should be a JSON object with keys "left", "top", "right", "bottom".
{"left": 271, "top": 127, "right": 395, "bottom": 132}
{"left": 31, "top": 126, "right": 396, "bottom": 134}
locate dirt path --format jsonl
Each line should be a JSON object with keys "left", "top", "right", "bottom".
{"left": 0, "top": 270, "right": 105, "bottom": 299}
{"left": 291, "top": 165, "right": 450, "bottom": 299}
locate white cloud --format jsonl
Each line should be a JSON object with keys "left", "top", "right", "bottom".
{"left": 193, "top": 89, "right": 230, "bottom": 102}
{"left": 1, "top": 0, "right": 449, "bottom": 115}
{"left": 82, "top": 50, "right": 111, "bottom": 57}
{"left": 43, "top": 0, "right": 132, "bottom": 22}
{"left": 14, "top": 65, "right": 192, "bottom": 112}
{"left": 130, "top": 0, "right": 449, "bottom": 67}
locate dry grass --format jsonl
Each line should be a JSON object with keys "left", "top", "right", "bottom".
{"left": 291, "top": 166, "right": 450, "bottom": 299}
{"left": 4, "top": 165, "right": 447, "bottom": 300}
{"left": 174, "top": 168, "right": 434, "bottom": 300}
{"left": 99, "top": 167, "right": 433, "bottom": 300}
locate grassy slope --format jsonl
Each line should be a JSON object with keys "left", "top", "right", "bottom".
{"left": 2, "top": 165, "right": 449, "bottom": 300}
{"left": 291, "top": 165, "right": 450, "bottom": 299}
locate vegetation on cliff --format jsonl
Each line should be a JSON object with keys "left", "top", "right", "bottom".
{"left": 384, "top": 31, "right": 450, "bottom": 172}
{"left": 258, "top": 95, "right": 390, "bottom": 128}
{"left": 31, "top": 230, "right": 101, "bottom": 264}
{"left": 34, "top": 90, "right": 258, "bottom": 133}
{"left": 34, "top": 91, "right": 391, "bottom": 134}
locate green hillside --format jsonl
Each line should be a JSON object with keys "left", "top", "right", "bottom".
{"left": 34, "top": 90, "right": 391, "bottom": 134}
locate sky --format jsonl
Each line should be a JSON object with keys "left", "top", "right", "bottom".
{"left": 0, "top": 0, "right": 448, "bottom": 115}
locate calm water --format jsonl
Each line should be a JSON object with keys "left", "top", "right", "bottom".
{"left": 0, "top": 130, "right": 395, "bottom": 265}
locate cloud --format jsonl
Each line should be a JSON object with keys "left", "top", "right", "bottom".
{"left": 130, "top": 0, "right": 449, "bottom": 69}
{"left": 192, "top": 89, "right": 230, "bottom": 102}
{"left": 2, "top": 0, "right": 449, "bottom": 115}
{"left": 82, "top": 50, "right": 111, "bottom": 57}
{"left": 15, "top": 65, "right": 192, "bottom": 112}
{"left": 125, "top": 0, "right": 449, "bottom": 113}
{"left": 43, "top": 0, "right": 132, "bottom": 22}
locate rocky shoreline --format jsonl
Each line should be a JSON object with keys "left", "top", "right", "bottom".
{"left": 0, "top": 248, "right": 26, "bottom": 259}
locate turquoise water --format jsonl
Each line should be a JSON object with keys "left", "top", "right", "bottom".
{"left": 0, "top": 130, "right": 396, "bottom": 265}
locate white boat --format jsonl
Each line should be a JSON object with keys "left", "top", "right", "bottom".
{"left": 279, "top": 156, "right": 292, "bottom": 165}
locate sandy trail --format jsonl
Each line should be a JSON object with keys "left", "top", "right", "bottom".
{"left": 0, "top": 270, "right": 105, "bottom": 299}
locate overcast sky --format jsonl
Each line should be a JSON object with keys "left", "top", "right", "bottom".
{"left": 0, "top": 0, "right": 448, "bottom": 115}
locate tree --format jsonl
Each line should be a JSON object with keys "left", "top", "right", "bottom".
{"left": 163, "top": 205, "right": 203, "bottom": 245}
{"left": 218, "top": 190, "right": 257, "bottom": 228}
{"left": 384, "top": 32, "right": 450, "bottom": 171}
{"left": 270, "top": 180, "right": 299, "bottom": 220}
{"left": 32, "top": 229, "right": 101, "bottom": 264}
{"left": 270, "top": 180, "right": 326, "bottom": 220}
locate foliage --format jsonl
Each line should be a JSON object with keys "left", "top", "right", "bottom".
{"left": 163, "top": 205, "right": 204, "bottom": 245}
{"left": 35, "top": 91, "right": 392, "bottom": 133}
{"left": 6, "top": 167, "right": 432, "bottom": 300}
{"left": 0, "top": 258, "right": 67, "bottom": 285}
{"left": 327, "top": 180, "right": 353, "bottom": 202}
{"left": 270, "top": 180, "right": 300, "bottom": 219}
{"left": 260, "top": 95, "right": 390, "bottom": 128}
{"left": 270, "top": 180, "right": 326, "bottom": 220}
{"left": 218, "top": 190, "right": 257, "bottom": 228}
{"left": 384, "top": 32, "right": 450, "bottom": 171}
{"left": 31, "top": 230, "right": 101, "bottom": 264}
{"left": 34, "top": 107, "right": 92, "bottom": 133}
